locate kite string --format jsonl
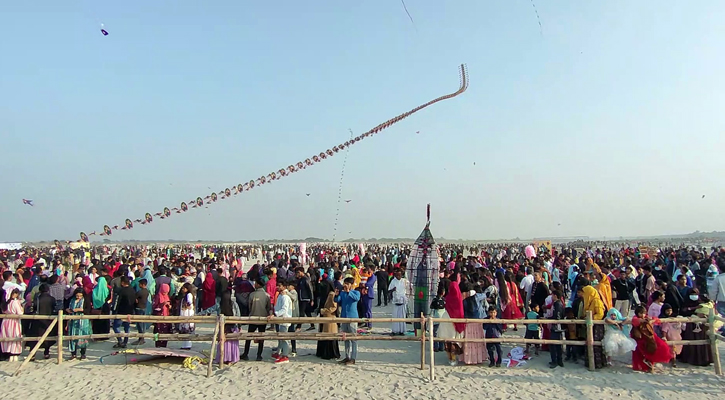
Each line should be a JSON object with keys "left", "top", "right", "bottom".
{"left": 83, "top": 64, "right": 469, "bottom": 240}
{"left": 332, "top": 129, "right": 354, "bottom": 242}
{"left": 400, "top": 0, "right": 417, "bottom": 30}
{"left": 530, "top": 0, "right": 543, "bottom": 35}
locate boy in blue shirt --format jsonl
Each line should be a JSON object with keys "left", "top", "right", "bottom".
{"left": 525, "top": 303, "right": 540, "bottom": 355}
{"left": 334, "top": 277, "right": 361, "bottom": 365}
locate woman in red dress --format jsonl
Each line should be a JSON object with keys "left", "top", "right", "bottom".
{"left": 630, "top": 305, "right": 672, "bottom": 372}
{"left": 499, "top": 272, "right": 523, "bottom": 330}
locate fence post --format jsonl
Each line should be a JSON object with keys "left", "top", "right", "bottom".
{"left": 586, "top": 311, "right": 594, "bottom": 371}
{"left": 14, "top": 318, "right": 58, "bottom": 376}
{"left": 420, "top": 313, "right": 425, "bottom": 370}
{"left": 219, "top": 315, "right": 226, "bottom": 369}
{"left": 708, "top": 308, "right": 722, "bottom": 375}
{"left": 57, "top": 310, "right": 64, "bottom": 365}
{"left": 206, "top": 316, "right": 221, "bottom": 378}
{"left": 428, "top": 315, "right": 435, "bottom": 381}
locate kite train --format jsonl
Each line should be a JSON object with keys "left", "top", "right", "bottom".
{"left": 79, "top": 64, "right": 469, "bottom": 242}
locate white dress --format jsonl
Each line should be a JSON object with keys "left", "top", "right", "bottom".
{"left": 178, "top": 293, "right": 195, "bottom": 348}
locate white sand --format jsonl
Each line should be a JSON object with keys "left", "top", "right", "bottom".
{"left": 1, "top": 304, "right": 723, "bottom": 400}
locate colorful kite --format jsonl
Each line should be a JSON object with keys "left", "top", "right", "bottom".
{"left": 124, "top": 219, "right": 133, "bottom": 230}
{"left": 22, "top": 199, "right": 33, "bottom": 206}
{"left": 79, "top": 65, "right": 469, "bottom": 237}
{"left": 80, "top": 232, "right": 89, "bottom": 242}
{"left": 407, "top": 204, "right": 439, "bottom": 334}
{"left": 100, "top": 23, "right": 108, "bottom": 36}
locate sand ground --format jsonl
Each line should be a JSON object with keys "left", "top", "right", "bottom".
{"left": 1, "top": 302, "right": 724, "bottom": 400}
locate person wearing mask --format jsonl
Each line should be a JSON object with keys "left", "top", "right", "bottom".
{"left": 241, "top": 279, "right": 272, "bottom": 361}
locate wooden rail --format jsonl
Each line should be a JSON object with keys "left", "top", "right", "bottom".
{"left": 2, "top": 311, "right": 720, "bottom": 378}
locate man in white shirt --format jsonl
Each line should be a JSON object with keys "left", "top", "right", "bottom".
{"left": 520, "top": 268, "right": 535, "bottom": 312}
{"left": 271, "top": 280, "right": 292, "bottom": 364}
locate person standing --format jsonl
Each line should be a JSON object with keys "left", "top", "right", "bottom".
{"left": 130, "top": 279, "right": 149, "bottom": 345}
{"left": 335, "top": 277, "right": 361, "bottom": 365}
{"left": 271, "top": 280, "right": 292, "bottom": 364}
{"left": 389, "top": 269, "right": 409, "bottom": 335}
{"left": 112, "top": 276, "right": 136, "bottom": 349}
{"left": 241, "top": 279, "right": 272, "bottom": 361}
{"left": 548, "top": 290, "right": 565, "bottom": 368}
{"left": 375, "top": 265, "right": 389, "bottom": 307}
{"left": 611, "top": 269, "right": 635, "bottom": 316}
{"left": 295, "top": 267, "right": 315, "bottom": 331}
{"left": 362, "top": 267, "right": 376, "bottom": 329}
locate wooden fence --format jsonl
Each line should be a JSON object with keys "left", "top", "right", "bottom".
{"left": 1, "top": 309, "right": 723, "bottom": 379}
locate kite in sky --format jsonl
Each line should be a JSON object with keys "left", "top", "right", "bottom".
{"left": 100, "top": 23, "right": 108, "bottom": 36}
{"left": 702, "top": 195, "right": 706, "bottom": 199}
{"left": 345, "top": 200, "right": 352, "bottom": 203}
{"left": 22, "top": 199, "right": 33, "bottom": 206}
{"left": 400, "top": 0, "right": 416, "bottom": 30}
{"left": 306, "top": 193, "right": 311, "bottom": 197}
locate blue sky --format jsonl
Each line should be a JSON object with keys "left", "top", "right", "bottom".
{"left": 1, "top": 1, "right": 724, "bottom": 242}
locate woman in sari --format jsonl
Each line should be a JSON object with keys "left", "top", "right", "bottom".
{"left": 0, "top": 289, "right": 23, "bottom": 362}
{"left": 91, "top": 276, "right": 111, "bottom": 339}
{"left": 67, "top": 287, "right": 92, "bottom": 360}
{"left": 580, "top": 285, "right": 607, "bottom": 369}
{"left": 141, "top": 268, "right": 156, "bottom": 317}
{"left": 177, "top": 283, "right": 196, "bottom": 350}
{"left": 153, "top": 284, "right": 172, "bottom": 348}
{"left": 593, "top": 265, "right": 613, "bottom": 311}
{"left": 630, "top": 305, "right": 672, "bottom": 372}
{"left": 437, "top": 273, "right": 465, "bottom": 366}
{"left": 316, "top": 289, "right": 340, "bottom": 360}
{"left": 677, "top": 288, "right": 713, "bottom": 366}
{"left": 501, "top": 272, "right": 523, "bottom": 330}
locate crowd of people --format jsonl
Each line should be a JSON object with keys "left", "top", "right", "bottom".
{"left": 0, "top": 241, "right": 723, "bottom": 374}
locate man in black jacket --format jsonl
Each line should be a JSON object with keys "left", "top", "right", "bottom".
{"left": 375, "top": 266, "right": 389, "bottom": 307}
{"left": 611, "top": 268, "right": 635, "bottom": 316}
{"left": 112, "top": 276, "right": 136, "bottom": 348}
{"left": 295, "top": 267, "right": 315, "bottom": 331}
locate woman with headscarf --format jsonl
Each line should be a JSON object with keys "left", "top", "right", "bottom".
{"left": 141, "top": 268, "right": 156, "bottom": 316}
{"left": 66, "top": 287, "right": 91, "bottom": 360}
{"left": 0, "top": 289, "right": 23, "bottom": 362}
{"left": 153, "top": 283, "right": 172, "bottom": 348}
{"left": 28, "top": 284, "right": 57, "bottom": 360}
{"left": 91, "top": 275, "right": 111, "bottom": 338}
{"left": 437, "top": 272, "right": 465, "bottom": 366}
{"left": 593, "top": 264, "right": 613, "bottom": 311}
{"left": 579, "top": 285, "right": 606, "bottom": 369}
{"left": 602, "top": 307, "right": 636, "bottom": 359}
{"left": 630, "top": 305, "right": 672, "bottom": 372}
{"left": 460, "top": 283, "right": 487, "bottom": 365}
{"left": 316, "top": 285, "right": 340, "bottom": 360}
{"left": 215, "top": 282, "right": 240, "bottom": 365}
{"left": 177, "top": 282, "right": 196, "bottom": 350}
{"left": 200, "top": 272, "right": 217, "bottom": 313}
{"left": 677, "top": 288, "right": 713, "bottom": 366}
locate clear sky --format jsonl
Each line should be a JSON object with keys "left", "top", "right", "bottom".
{"left": 2, "top": 1, "right": 724, "bottom": 243}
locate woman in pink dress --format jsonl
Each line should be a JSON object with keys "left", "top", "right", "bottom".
{"left": 500, "top": 272, "right": 523, "bottom": 330}
{"left": 1, "top": 289, "right": 24, "bottom": 361}
{"left": 658, "top": 304, "right": 684, "bottom": 367}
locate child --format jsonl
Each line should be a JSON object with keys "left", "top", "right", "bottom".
{"left": 483, "top": 306, "right": 503, "bottom": 367}
{"left": 564, "top": 307, "right": 579, "bottom": 362}
{"left": 548, "top": 290, "right": 565, "bottom": 368}
{"left": 658, "top": 304, "right": 683, "bottom": 367}
{"left": 602, "top": 307, "right": 636, "bottom": 360}
{"left": 525, "top": 303, "right": 540, "bottom": 355}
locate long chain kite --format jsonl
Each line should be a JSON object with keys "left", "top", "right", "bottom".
{"left": 79, "top": 64, "right": 469, "bottom": 242}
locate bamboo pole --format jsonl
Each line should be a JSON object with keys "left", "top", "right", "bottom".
{"left": 586, "top": 310, "right": 595, "bottom": 371}
{"left": 420, "top": 313, "right": 425, "bottom": 370}
{"left": 428, "top": 315, "right": 435, "bottom": 381}
{"left": 57, "top": 310, "right": 63, "bottom": 365}
{"left": 219, "top": 315, "right": 226, "bottom": 369}
{"left": 716, "top": 334, "right": 725, "bottom": 344}
{"left": 14, "top": 318, "right": 58, "bottom": 376}
{"left": 708, "top": 308, "right": 722, "bottom": 375}
{"left": 207, "top": 316, "right": 221, "bottom": 378}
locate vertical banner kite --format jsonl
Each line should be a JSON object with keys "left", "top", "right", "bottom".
{"left": 407, "top": 204, "right": 440, "bottom": 335}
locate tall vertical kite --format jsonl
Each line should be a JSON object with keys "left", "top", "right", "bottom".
{"left": 406, "top": 204, "right": 439, "bottom": 334}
